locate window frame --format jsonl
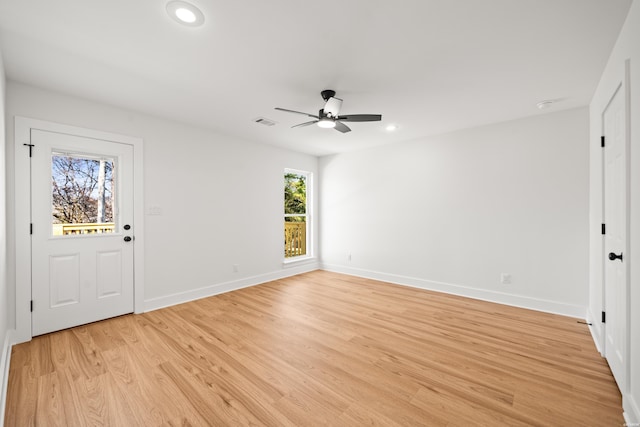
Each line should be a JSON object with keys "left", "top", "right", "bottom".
{"left": 50, "top": 151, "right": 118, "bottom": 238}
{"left": 283, "top": 168, "right": 312, "bottom": 263}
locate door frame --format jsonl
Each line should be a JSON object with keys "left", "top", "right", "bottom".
{"left": 599, "top": 60, "right": 631, "bottom": 393}
{"left": 13, "top": 116, "right": 145, "bottom": 343}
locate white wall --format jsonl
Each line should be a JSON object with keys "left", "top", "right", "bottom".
{"left": 5, "top": 82, "right": 319, "bottom": 318}
{"left": 320, "top": 108, "right": 589, "bottom": 317}
{"left": 0, "top": 47, "right": 9, "bottom": 422}
{"left": 0, "top": 46, "right": 7, "bottom": 352}
{"left": 589, "top": 0, "right": 640, "bottom": 423}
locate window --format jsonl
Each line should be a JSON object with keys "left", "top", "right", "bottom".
{"left": 284, "top": 169, "right": 310, "bottom": 259}
{"left": 51, "top": 153, "right": 116, "bottom": 236}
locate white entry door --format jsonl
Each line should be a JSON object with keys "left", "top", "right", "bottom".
{"left": 30, "top": 129, "right": 135, "bottom": 336}
{"left": 603, "top": 84, "right": 628, "bottom": 391}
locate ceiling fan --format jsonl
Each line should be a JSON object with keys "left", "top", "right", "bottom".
{"left": 275, "top": 89, "right": 382, "bottom": 133}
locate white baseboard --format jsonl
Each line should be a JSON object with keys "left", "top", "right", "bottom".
{"left": 624, "top": 393, "right": 640, "bottom": 426}
{"left": 0, "top": 329, "right": 15, "bottom": 427}
{"left": 144, "top": 262, "right": 320, "bottom": 312}
{"left": 586, "top": 308, "right": 604, "bottom": 356}
{"left": 321, "top": 264, "right": 586, "bottom": 318}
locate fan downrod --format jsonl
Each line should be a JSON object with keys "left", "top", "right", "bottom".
{"left": 321, "top": 89, "right": 336, "bottom": 101}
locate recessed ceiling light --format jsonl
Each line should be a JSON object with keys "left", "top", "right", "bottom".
{"left": 176, "top": 8, "right": 196, "bottom": 23}
{"left": 385, "top": 124, "right": 398, "bottom": 131}
{"left": 166, "top": 1, "right": 204, "bottom": 27}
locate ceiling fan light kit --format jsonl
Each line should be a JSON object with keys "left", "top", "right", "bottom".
{"left": 275, "top": 89, "right": 382, "bottom": 133}
{"left": 317, "top": 118, "right": 336, "bottom": 128}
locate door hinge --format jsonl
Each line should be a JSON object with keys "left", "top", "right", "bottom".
{"left": 601, "top": 136, "right": 605, "bottom": 148}
{"left": 30, "top": 223, "right": 33, "bottom": 235}
{"left": 30, "top": 300, "right": 33, "bottom": 312}
{"left": 601, "top": 311, "right": 606, "bottom": 323}
{"left": 23, "top": 143, "right": 34, "bottom": 157}
{"left": 601, "top": 223, "right": 606, "bottom": 235}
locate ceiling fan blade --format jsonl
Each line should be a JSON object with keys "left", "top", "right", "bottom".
{"left": 336, "top": 114, "right": 382, "bottom": 122}
{"left": 292, "top": 120, "right": 318, "bottom": 128}
{"left": 275, "top": 107, "right": 319, "bottom": 119}
{"left": 334, "top": 121, "right": 351, "bottom": 133}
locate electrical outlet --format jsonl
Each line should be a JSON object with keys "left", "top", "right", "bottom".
{"left": 233, "top": 264, "right": 239, "bottom": 273}
{"left": 348, "top": 253, "right": 352, "bottom": 262}
{"left": 500, "top": 273, "right": 512, "bottom": 285}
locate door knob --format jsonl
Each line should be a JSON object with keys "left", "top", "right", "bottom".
{"left": 124, "top": 236, "right": 132, "bottom": 242}
{"left": 608, "top": 252, "right": 623, "bottom": 261}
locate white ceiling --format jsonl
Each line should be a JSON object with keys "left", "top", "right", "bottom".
{"left": 0, "top": 0, "right": 632, "bottom": 156}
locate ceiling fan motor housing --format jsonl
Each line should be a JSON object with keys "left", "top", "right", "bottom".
{"left": 321, "top": 89, "right": 336, "bottom": 101}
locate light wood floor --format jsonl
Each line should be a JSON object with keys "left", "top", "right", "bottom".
{"left": 6, "top": 271, "right": 622, "bottom": 426}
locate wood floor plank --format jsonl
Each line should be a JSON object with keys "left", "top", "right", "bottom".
{"left": 158, "top": 360, "right": 233, "bottom": 426}
{"left": 34, "top": 371, "right": 67, "bottom": 427}
{"left": 101, "top": 345, "right": 184, "bottom": 425}
{"left": 4, "top": 366, "right": 37, "bottom": 426}
{"left": 65, "top": 326, "right": 108, "bottom": 381}
{"left": 337, "top": 401, "right": 419, "bottom": 427}
{"left": 5, "top": 270, "right": 624, "bottom": 426}
{"left": 53, "top": 368, "right": 87, "bottom": 426}
{"left": 85, "top": 318, "right": 127, "bottom": 352}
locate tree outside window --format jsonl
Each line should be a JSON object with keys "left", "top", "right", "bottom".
{"left": 51, "top": 154, "right": 116, "bottom": 236}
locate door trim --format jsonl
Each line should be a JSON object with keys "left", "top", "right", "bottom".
{"left": 599, "top": 59, "right": 631, "bottom": 394}
{"left": 13, "top": 116, "right": 145, "bottom": 343}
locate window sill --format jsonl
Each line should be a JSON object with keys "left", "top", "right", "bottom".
{"left": 282, "top": 256, "right": 316, "bottom": 268}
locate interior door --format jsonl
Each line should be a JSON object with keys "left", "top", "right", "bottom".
{"left": 602, "top": 84, "right": 627, "bottom": 391}
{"left": 30, "top": 129, "right": 135, "bottom": 336}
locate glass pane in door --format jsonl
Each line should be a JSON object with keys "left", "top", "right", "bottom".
{"left": 51, "top": 153, "right": 116, "bottom": 236}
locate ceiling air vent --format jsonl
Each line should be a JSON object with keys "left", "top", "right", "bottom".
{"left": 254, "top": 117, "right": 276, "bottom": 127}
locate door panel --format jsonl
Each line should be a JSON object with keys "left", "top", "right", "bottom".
{"left": 97, "top": 250, "right": 124, "bottom": 298}
{"left": 603, "top": 84, "right": 627, "bottom": 390}
{"left": 49, "top": 253, "right": 81, "bottom": 307}
{"left": 31, "top": 129, "right": 134, "bottom": 336}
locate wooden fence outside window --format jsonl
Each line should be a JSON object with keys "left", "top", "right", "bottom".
{"left": 285, "top": 222, "right": 306, "bottom": 258}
